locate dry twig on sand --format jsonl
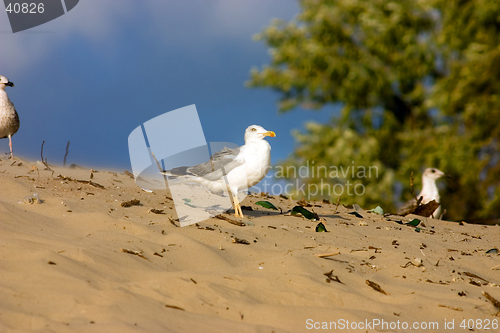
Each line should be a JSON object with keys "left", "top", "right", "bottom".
{"left": 482, "top": 291, "right": 500, "bottom": 313}
{"left": 334, "top": 194, "right": 342, "bottom": 213}
{"left": 40, "top": 141, "right": 54, "bottom": 177}
{"left": 76, "top": 179, "right": 105, "bottom": 189}
{"left": 121, "top": 248, "right": 149, "bottom": 260}
{"left": 314, "top": 252, "right": 340, "bottom": 258}
{"left": 150, "top": 152, "right": 164, "bottom": 173}
{"left": 168, "top": 217, "right": 180, "bottom": 227}
{"left": 366, "top": 280, "right": 388, "bottom": 295}
{"left": 324, "top": 270, "right": 344, "bottom": 284}
{"left": 215, "top": 214, "right": 246, "bottom": 226}
{"left": 165, "top": 304, "right": 185, "bottom": 311}
{"left": 438, "top": 304, "right": 463, "bottom": 311}
{"left": 63, "top": 141, "right": 70, "bottom": 166}
{"left": 121, "top": 199, "right": 141, "bottom": 207}
{"left": 124, "top": 170, "right": 135, "bottom": 178}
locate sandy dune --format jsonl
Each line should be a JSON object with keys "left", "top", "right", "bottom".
{"left": 0, "top": 157, "right": 499, "bottom": 332}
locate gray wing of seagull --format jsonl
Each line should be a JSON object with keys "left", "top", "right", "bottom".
{"left": 188, "top": 146, "right": 244, "bottom": 181}
{"left": 170, "top": 146, "right": 245, "bottom": 181}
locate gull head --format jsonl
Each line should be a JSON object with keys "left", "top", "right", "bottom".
{"left": 423, "top": 168, "right": 445, "bottom": 181}
{"left": 244, "top": 125, "right": 276, "bottom": 143}
{"left": 0, "top": 75, "right": 14, "bottom": 90}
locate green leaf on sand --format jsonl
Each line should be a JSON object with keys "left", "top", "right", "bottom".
{"left": 370, "top": 206, "right": 384, "bottom": 215}
{"left": 182, "top": 198, "right": 196, "bottom": 208}
{"left": 255, "top": 201, "right": 279, "bottom": 211}
{"left": 291, "top": 206, "right": 318, "bottom": 220}
{"left": 406, "top": 219, "right": 420, "bottom": 227}
{"left": 315, "top": 222, "right": 327, "bottom": 232}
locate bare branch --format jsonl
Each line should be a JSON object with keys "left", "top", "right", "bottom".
{"left": 63, "top": 141, "right": 70, "bottom": 166}
{"left": 40, "top": 141, "right": 54, "bottom": 177}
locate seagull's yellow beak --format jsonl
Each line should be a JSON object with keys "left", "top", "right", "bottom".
{"left": 263, "top": 131, "right": 276, "bottom": 137}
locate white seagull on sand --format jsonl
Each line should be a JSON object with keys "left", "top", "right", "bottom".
{"left": 0, "top": 75, "right": 19, "bottom": 159}
{"left": 162, "top": 125, "right": 276, "bottom": 218}
{"left": 399, "top": 167, "right": 445, "bottom": 218}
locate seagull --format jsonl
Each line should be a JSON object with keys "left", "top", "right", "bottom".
{"left": 0, "top": 75, "right": 19, "bottom": 159}
{"left": 398, "top": 168, "right": 445, "bottom": 218}
{"left": 162, "top": 125, "right": 276, "bottom": 218}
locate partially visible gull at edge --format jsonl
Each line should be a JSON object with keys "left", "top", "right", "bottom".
{"left": 0, "top": 75, "right": 19, "bottom": 159}
{"left": 399, "top": 168, "right": 445, "bottom": 219}
{"left": 161, "top": 125, "right": 276, "bottom": 218}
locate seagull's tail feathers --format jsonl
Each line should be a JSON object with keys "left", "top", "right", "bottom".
{"left": 159, "top": 168, "right": 229, "bottom": 196}
{"left": 162, "top": 174, "right": 226, "bottom": 196}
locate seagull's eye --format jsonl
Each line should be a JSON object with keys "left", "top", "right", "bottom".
{"left": 431, "top": 169, "right": 435, "bottom": 173}
{"left": 251, "top": 128, "right": 257, "bottom": 132}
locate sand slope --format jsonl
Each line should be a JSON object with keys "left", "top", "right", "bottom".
{"left": 0, "top": 157, "right": 499, "bottom": 332}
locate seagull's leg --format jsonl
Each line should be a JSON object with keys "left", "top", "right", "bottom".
{"left": 8, "top": 134, "right": 13, "bottom": 159}
{"left": 228, "top": 190, "right": 237, "bottom": 216}
{"left": 233, "top": 195, "right": 243, "bottom": 218}
{"left": 237, "top": 197, "right": 244, "bottom": 218}
{"left": 233, "top": 195, "right": 240, "bottom": 217}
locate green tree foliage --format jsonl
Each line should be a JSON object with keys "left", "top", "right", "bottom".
{"left": 248, "top": 0, "right": 500, "bottom": 221}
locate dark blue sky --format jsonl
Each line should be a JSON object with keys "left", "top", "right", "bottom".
{"left": 0, "top": 1, "right": 336, "bottom": 170}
